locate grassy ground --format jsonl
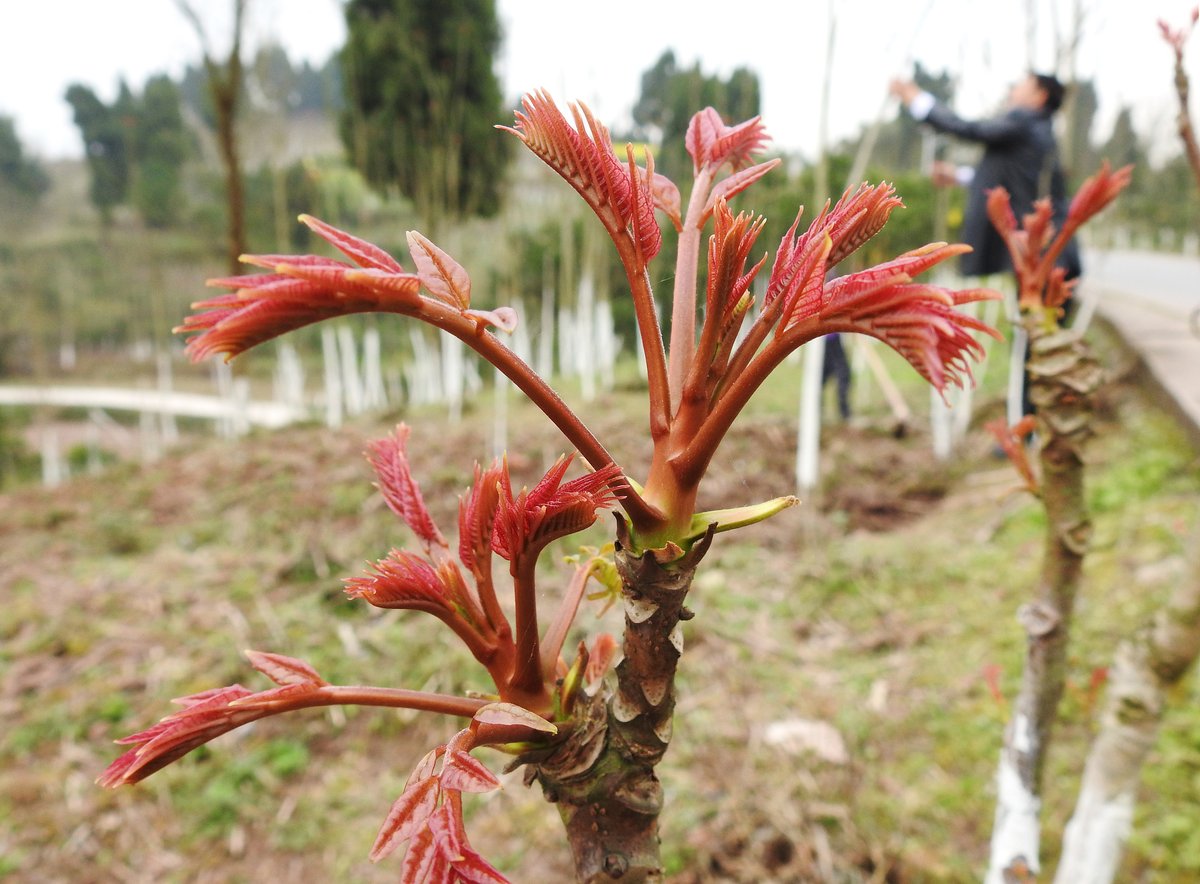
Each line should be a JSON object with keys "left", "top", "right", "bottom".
{"left": 2, "top": 324, "right": 1198, "bottom": 882}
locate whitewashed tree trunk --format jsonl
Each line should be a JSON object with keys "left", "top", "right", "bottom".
{"left": 596, "top": 297, "right": 617, "bottom": 393}
{"left": 537, "top": 255, "right": 556, "bottom": 379}
{"left": 213, "top": 361, "right": 233, "bottom": 438}
{"left": 337, "top": 325, "right": 365, "bottom": 416}
{"left": 40, "top": 429, "right": 64, "bottom": 487}
{"left": 796, "top": 336, "right": 826, "bottom": 491}
{"left": 362, "top": 326, "right": 387, "bottom": 411}
{"left": 59, "top": 341, "right": 77, "bottom": 372}
{"left": 321, "top": 326, "right": 343, "bottom": 429}
{"left": 139, "top": 410, "right": 163, "bottom": 461}
{"left": 274, "top": 341, "right": 306, "bottom": 411}
{"left": 156, "top": 351, "right": 179, "bottom": 444}
{"left": 492, "top": 362, "right": 508, "bottom": 458}
{"left": 85, "top": 417, "right": 103, "bottom": 475}
{"left": 577, "top": 269, "right": 596, "bottom": 401}
{"left": 231, "top": 377, "right": 250, "bottom": 436}
{"left": 464, "top": 351, "right": 482, "bottom": 398}
{"left": 557, "top": 305, "right": 575, "bottom": 381}
{"left": 930, "top": 387, "right": 954, "bottom": 460}
{"left": 1007, "top": 325, "right": 1029, "bottom": 426}
{"left": 442, "top": 333, "right": 465, "bottom": 422}
{"left": 1054, "top": 550, "right": 1200, "bottom": 884}
{"left": 986, "top": 713, "right": 1044, "bottom": 883}
{"left": 511, "top": 299, "right": 533, "bottom": 367}
{"left": 405, "top": 328, "right": 441, "bottom": 406}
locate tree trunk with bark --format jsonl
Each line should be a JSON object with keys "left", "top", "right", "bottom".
{"left": 1171, "top": 38, "right": 1200, "bottom": 190}
{"left": 987, "top": 322, "right": 1103, "bottom": 882}
{"left": 1054, "top": 540, "right": 1200, "bottom": 883}
{"left": 177, "top": 0, "right": 246, "bottom": 276}
{"left": 532, "top": 523, "right": 714, "bottom": 882}
{"left": 214, "top": 88, "right": 245, "bottom": 276}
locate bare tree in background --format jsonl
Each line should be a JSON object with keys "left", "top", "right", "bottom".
{"left": 178, "top": 0, "right": 248, "bottom": 276}
{"left": 1161, "top": 8, "right": 1200, "bottom": 188}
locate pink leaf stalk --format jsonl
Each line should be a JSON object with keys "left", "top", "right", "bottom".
{"left": 98, "top": 657, "right": 492, "bottom": 788}
{"left": 491, "top": 456, "right": 625, "bottom": 696}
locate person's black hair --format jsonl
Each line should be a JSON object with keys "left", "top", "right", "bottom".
{"left": 1031, "top": 72, "right": 1066, "bottom": 114}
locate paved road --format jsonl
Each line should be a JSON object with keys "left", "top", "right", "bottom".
{"left": 1085, "top": 248, "right": 1200, "bottom": 442}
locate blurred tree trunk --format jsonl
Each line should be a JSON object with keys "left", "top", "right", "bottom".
{"left": 178, "top": 0, "right": 247, "bottom": 276}
{"left": 987, "top": 325, "right": 1102, "bottom": 882}
{"left": 1055, "top": 534, "right": 1200, "bottom": 883}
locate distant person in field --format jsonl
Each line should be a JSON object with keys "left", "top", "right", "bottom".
{"left": 890, "top": 71, "right": 1080, "bottom": 423}
{"left": 821, "top": 334, "right": 852, "bottom": 422}
{"left": 889, "top": 71, "right": 1081, "bottom": 289}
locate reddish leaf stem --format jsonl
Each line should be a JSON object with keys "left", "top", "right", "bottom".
{"left": 540, "top": 563, "right": 592, "bottom": 680}
{"left": 509, "top": 552, "right": 548, "bottom": 705}
{"left": 666, "top": 168, "right": 715, "bottom": 413}
{"left": 321, "top": 685, "right": 490, "bottom": 718}
{"left": 419, "top": 299, "right": 664, "bottom": 532}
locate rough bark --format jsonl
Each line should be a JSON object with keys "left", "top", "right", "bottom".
{"left": 1171, "top": 45, "right": 1200, "bottom": 191}
{"left": 177, "top": 0, "right": 246, "bottom": 277}
{"left": 532, "top": 521, "right": 714, "bottom": 883}
{"left": 987, "top": 323, "right": 1102, "bottom": 882}
{"left": 1054, "top": 544, "right": 1200, "bottom": 883}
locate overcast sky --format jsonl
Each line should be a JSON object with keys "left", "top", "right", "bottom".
{"left": 0, "top": 0, "right": 1194, "bottom": 164}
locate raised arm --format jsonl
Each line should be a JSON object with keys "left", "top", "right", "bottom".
{"left": 890, "top": 78, "right": 1030, "bottom": 146}
{"left": 921, "top": 102, "right": 1030, "bottom": 146}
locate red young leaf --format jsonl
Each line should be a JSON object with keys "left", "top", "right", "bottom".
{"left": 426, "top": 804, "right": 510, "bottom": 884}
{"left": 244, "top": 650, "right": 327, "bottom": 687}
{"left": 988, "top": 162, "right": 1131, "bottom": 311}
{"left": 367, "top": 425, "right": 447, "bottom": 549}
{"left": 585, "top": 633, "right": 619, "bottom": 687}
{"left": 407, "top": 231, "right": 472, "bottom": 309}
{"left": 343, "top": 550, "right": 450, "bottom": 610}
{"left": 300, "top": 214, "right": 405, "bottom": 272}
{"left": 471, "top": 702, "right": 557, "bottom": 740}
{"left": 503, "top": 91, "right": 660, "bottom": 261}
{"left": 399, "top": 826, "right": 442, "bottom": 884}
{"left": 238, "top": 253, "right": 348, "bottom": 273}
{"left": 176, "top": 225, "right": 422, "bottom": 363}
{"left": 440, "top": 749, "right": 502, "bottom": 793}
{"left": 985, "top": 416, "right": 1039, "bottom": 494}
{"left": 705, "top": 159, "right": 781, "bottom": 216}
{"left": 464, "top": 307, "right": 519, "bottom": 333}
{"left": 685, "top": 107, "right": 770, "bottom": 173}
{"left": 635, "top": 163, "right": 682, "bottom": 230}
{"left": 370, "top": 776, "right": 442, "bottom": 862}
{"left": 458, "top": 459, "right": 506, "bottom": 575}
{"left": 1066, "top": 162, "right": 1133, "bottom": 228}
{"left": 99, "top": 682, "right": 324, "bottom": 787}
{"left": 492, "top": 458, "right": 625, "bottom": 561}
{"left": 406, "top": 747, "right": 442, "bottom": 788}
{"left": 824, "top": 182, "right": 906, "bottom": 267}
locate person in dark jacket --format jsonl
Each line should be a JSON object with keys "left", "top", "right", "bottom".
{"left": 891, "top": 72, "right": 1081, "bottom": 426}
{"left": 888, "top": 72, "right": 1080, "bottom": 282}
